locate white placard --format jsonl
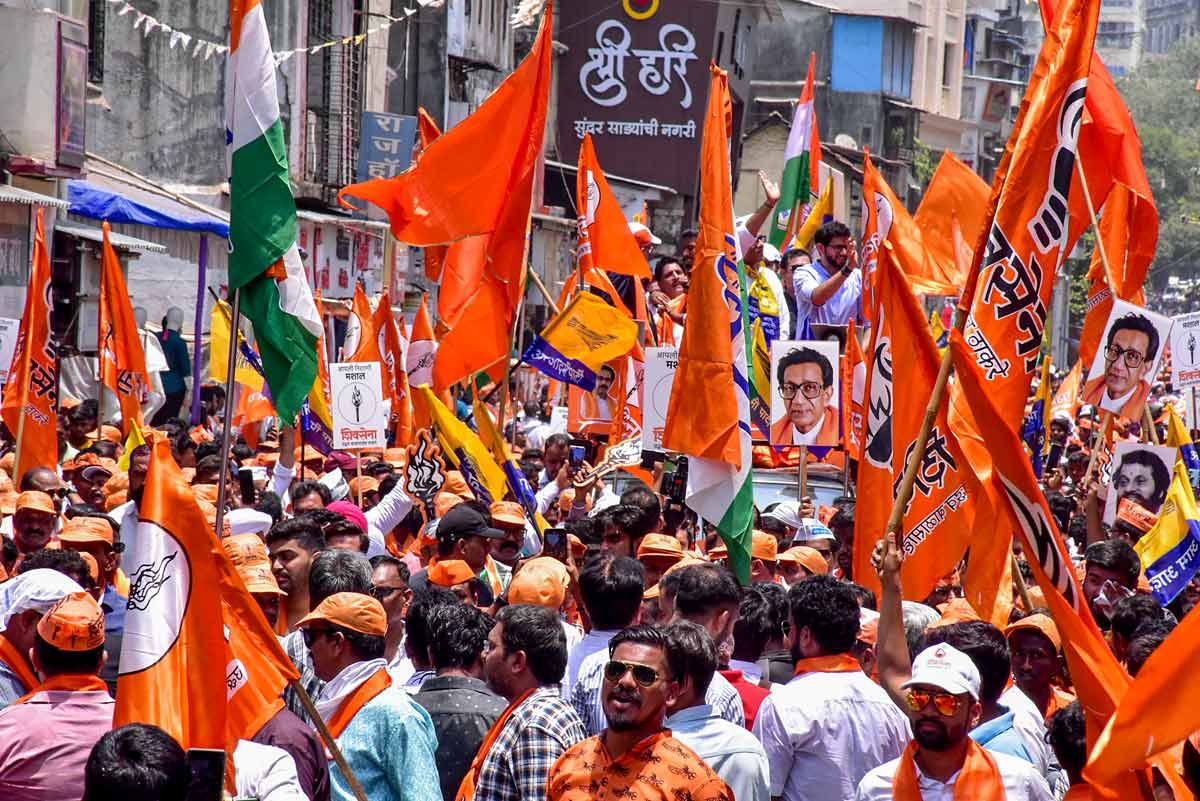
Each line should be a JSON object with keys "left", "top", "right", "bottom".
{"left": 1103, "top": 442, "right": 1176, "bottom": 525}
{"left": 330, "top": 361, "right": 387, "bottom": 450}
{"left": 1171, "top": 312, "right": 1200, "bottom": 389}
{"left": 642, "top": 347, "right": 678, "bottom": 451}
{"left": 1083, "top": 299, "right": 1173, "bottom": 421}
{"left": 0, "top": 317, "right": 19, "bottom": 385}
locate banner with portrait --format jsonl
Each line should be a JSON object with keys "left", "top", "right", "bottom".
{"left": 1083, "top": 300, "right": 1173, "bottom": 422}
{"left": 769, "top": 339, "right": 841, "bottom": 448}
{"left": 1103, "top": 442, "right": 1176, "bottom": 526}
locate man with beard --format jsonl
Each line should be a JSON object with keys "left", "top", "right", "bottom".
{"left": 855, "top": 643, "right": 1051, "bottom": 800}
{"left": 1110, "top": 448, "right": 1171, "bottom": 516}
{"left": 547, "top": 624, "right": 734, "bottom": 801}
{"left": 753, "top": 575, "right": 908, "bottom": 800}
{"left": 793, "top": 221, "right": 862, "bottom": 332}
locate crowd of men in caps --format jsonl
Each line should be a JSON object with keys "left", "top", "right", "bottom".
{"left": 0, "top": 209, "right": 1196, "bottom": 801}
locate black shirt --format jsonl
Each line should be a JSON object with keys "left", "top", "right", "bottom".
{"left": 413, "top": 674, "right": 508, "bottom": 801}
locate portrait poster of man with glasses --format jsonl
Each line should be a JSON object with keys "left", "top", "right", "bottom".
{"left": 1082, "top": 300, "right": 1174, "bottom": 421}
{"left": 769, "top": 340, "right": 840, "bottom": 447}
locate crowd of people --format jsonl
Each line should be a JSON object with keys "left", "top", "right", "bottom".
{"left": 0, "top": 355, "right": 1195, "bottom": 801}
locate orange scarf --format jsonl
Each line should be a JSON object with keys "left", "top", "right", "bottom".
{"left": 0, "top": 635, "right": 37, "bottom": 692}
{"left": 325, "top": 668, "right": 392, "bottom": 739}
{"left": 793, "top": 653, "right": 863, "bottom": 677}
{"left": 655, "top": 294, "right": 687, "bottom": 346}
{"left": 454, "top": 688, "right": 535, "bottom": 801}
{"left": 15, "top": 673, "right": 108, "bottom": 704}
{"left": 891, "top": 740, "right": 1006, "bottom": 801}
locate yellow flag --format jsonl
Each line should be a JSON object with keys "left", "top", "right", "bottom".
{"left": 415, "top": 386, "right": 508, "bottom": 504}
{"left": 789, "top": 178, "right": 832, "bottom": 252}
{"left": 210, "top": 301, "right": 264, "bottom": 391}
{"left": 521, "top": 292, "right": 638, "bottom": 391}
{"left": 116, "top": 417, "right": 146, "bottom": 471}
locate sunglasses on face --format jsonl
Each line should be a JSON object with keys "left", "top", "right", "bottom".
{"left": 370, "top": 585, "right": 403, "bottom": 602}
{"left": 301, "top": 627, "right": 338, "bottom": 649}
{"left": 905, "top": 688, "right": 964, "bottom": 717}
{"left": 604, "top": 659, "right": 661, "bottom": 688}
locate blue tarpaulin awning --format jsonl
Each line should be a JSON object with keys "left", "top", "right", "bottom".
{"left": 67, "top": 180, "right": 229, "bottom": 238}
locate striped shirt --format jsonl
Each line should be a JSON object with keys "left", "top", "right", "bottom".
{"left": 475, "top": 685, "right": 586, "bottom": 801}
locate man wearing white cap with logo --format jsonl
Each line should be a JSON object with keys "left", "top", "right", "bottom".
{"left": 792, "top": 517, "right": 838, "bottom": 575}
{"left": 855, "top": 642, "right": 1051, "bottom": 800}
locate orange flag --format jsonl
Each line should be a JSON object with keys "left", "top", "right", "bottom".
{"left": 950, "top": 331, "right": 1179, "bottom": 801}
{"left": 1051, "top": 359, "right": 1083, "bottom": 422}
{"left": 374, "top": 291, "right": 413, "bottom": 447}
{"left": 345, "top": 283, "right": 394, "bottom": 407}
{"left": 1077, "top": 183, "right": 1150, "bottom": 368}
{"left": 338, "top": 3, "right": 552, "bottom": 247}
{"left": 611, "top": 340, "right": 645, "bottom": 444}
{"left": 234, "top": 387, "right": 274, "bottom": 450}
{"left": 860, "top": 153, "right": 960, "bottom": 297}
{"left": 0, "top": 209, "right": 58, "bottom": 476}
{"left": 312, "top": 290, "right": 332, "bottom": 411}
{"left": 851, "top": 221, "right": 975, "bottom": 600}
{"left": 913, "top": 151, "right": 990, "bottom": 289}
{"left": 426, "top": 5, "right": 552, "bottom": 391}
{"left": 99, "top": 223, "right": 149, "bottom": 432}
{"left": 415, "top": 107, "right": 448, "bottom": 285}
{"left": 842, "top": 318, "right": 865, "bottom": 461}
{"left": 577, "top": 134, "right": 651, "bottom": 279}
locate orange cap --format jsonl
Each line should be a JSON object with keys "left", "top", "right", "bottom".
{"left": 928, "top": 598, "right": 982, "bottom": 630}
{"left": 751, "top": 530, "right": 778, "bottom": 562}
{"left": 643, "top": 554, "right": 706, "bottom": 600}
{"left": 192, "top": 484, "right": 220, "bottom": 504}
{"left": 102, "top": 472, "right": 129, "bottom": 498}
{"left": 1117, "top": 498, "right": 1157, "bottom": 534}
{"left": 384, "top": 448, "right": 407, "bottom": 467}
{"left": 0, "top": 491, "right": 19, "bottom": 516}
{"left": 36, "top": 591, "right": 105, "bottom": 650}
{"left": 1004, "top": 613, "right": 1062, "bottom": 653}
{"left": 491, "top": 501, "right": 526, "bottom": 529}
{"left": 434, "top": 491, "right": 465, "bottom": 519}
{"left": 507, "top": 557, "right": 569, "bottom": 609}
{"left": 637, "top": 533, "right": 684, "bottom": 563}
{"left": 348, "top": 476, "right": 380, "bottom": 498}
{"left": 59, "top": 516, "right": 115, "bottom": 546}
{"left": 297, "top": 591, "right": 387, "bottom": 636}
{"left": 779, "top": 546, "right": 828, "bottom": 576}
{"left": 104, "top": 490, "right": 128, "bottom": 512}
{"left": 15, "top": 491, "right": 56, "bottom": 516}
{"left": 77, "top": 552, "right": 101, "bottom": 584}
{"left": 442, "top": 471, "right": 474, "bottom": 499}
{"left": 708, "top": 542, "right": 728, "bottom": 561}
{"left": 428, "top": 560, "right": 477, "bottom": 588}
{"left": 87, "top": 425, "right": 123, "bottom": 444}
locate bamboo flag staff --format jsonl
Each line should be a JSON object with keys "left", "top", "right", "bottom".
{"left": 213, "top": 289, "right": 242, "bottom": 538}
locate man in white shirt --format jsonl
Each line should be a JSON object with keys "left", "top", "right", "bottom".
{"left": 567, "top": 556, "right": 644, "bottom": 708}
{"left": 664, "top": 621, "right": 770, "bottom": 801}
{"left": 855, "top": 643, "right": 1051, "bottom": 801}
{"left": 753, "top": 576, "right": 909, "bottom": 800}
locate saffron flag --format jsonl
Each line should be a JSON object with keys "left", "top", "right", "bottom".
{"left": 577, "top": 134, "right": 651, "bottom": 279}
{"left": 226, "top": 0, "right": 321, "bottom": 424}
{"left": 521, "top": 292, "right": 639, "bottom": 391}
{"left": 415, "top": 107, "right": 447, "bottom": 284}
{"left": 611, "top": 341, "right": 646, "bottom": 446}
{"left": 662, "top": 65, "right": 755, "bottom": 584}
{"left": 99, "top": 223, "right": 150, "bottom": 432}
{"left": 407, "top": 295, "right": 438, "bottom": 431}
{"left": 1051, "top": 359, "right": 1083, "bottom": 422}
{"left": 1021, "top": 357, "right": 1053, "bottom": 478}
{"left": 913, "top": 151, "right": 990, "bottom": 287}
{"left": 1134, "top": 462, "right": 1200, "bottom": 606}
{"left": 209, "top": 300, "right": 265, "bottom": 392}
{"left": 842, "top": 318, "right": 865, "bottom": 461}
{"left": 767, "top": 52, "right": 821, "bottom": 249}
{"left": 415, "top": 386, "right": 507, "bottom": 504}
{"left": 851, "top": 231, "right": 976, "bottom": 602}
{"left": 0, "top": 209, "right": 58, "bottom": 476}
{"left": 375, "top": 293, "right": 413, "bottom": 447}
{"left": 344, "top": 284, "right": 394, "bottom": 407}
{"left": 950, "top": 330, "right": 1170, "bottom": 801}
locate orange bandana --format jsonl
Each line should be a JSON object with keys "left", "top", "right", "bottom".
{"left": 15, "top": 673, "right": 108, "bottom": 704}
{"left": 891, "top": 740, "right": 1005, "bottom": 801}
{"left": 793, "top": 653, "right": 863, "bottom": 677}
{"left": 325, "top": 668, "right": 392, "bottom": 739}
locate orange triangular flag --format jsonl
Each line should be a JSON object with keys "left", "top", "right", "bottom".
{"left": 99, "top": 223, "right": 150, "bottom": 432}
{"left": 345, "top": 283, "right": 393, "bottom": 407}
{"left": 913, "top": 151, "right": 989, "bottom": 288}
{"left": 374, "top": 291, "right": 412, "bottom": 447}
{"left": 0, "top": 209, "right": 59, "bottom": 476}
{"left": 577, "top": 134, "right": 651, "bottom": 279}
{"left": 415, "top": 107, "right": 447, "bottom": 284}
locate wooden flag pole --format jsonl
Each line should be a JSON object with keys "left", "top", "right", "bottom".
{"left": 213, "top": 288, "right": 242, "bottom": 537}
{"left": 291, "top": 679, "right": 370, "bottom": 801}
{"left": 527, "top": 267, "right": 562, "bottom": 316}
{"left": 355, "top": 451, "right": 364, "bottom": 506}
{"left": 1082, "top": 411, "right": 1111, "bottom": 488}
{"left": 797, "top": 446, "right": 809, "bottom": 503}
{"left": 1011, "top": 554, "right": 1035, "bottom": 612}
{"left": 1143, "top": 407, "right": 1160, "bottom": 445}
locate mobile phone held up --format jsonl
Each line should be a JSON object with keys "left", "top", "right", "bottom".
{"left": 543, "top": 527, "right": 568, "bottom": 561}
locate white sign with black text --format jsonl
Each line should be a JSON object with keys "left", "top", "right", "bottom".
{"left": 330, "top": 361, "right": 388, "bottom": 450}
{"left": 1170, "top": 312, "right": 1200, "bottom": 388}
{"left": 642, "top": 347, "right": 678, "bottom": 451}
{"left": 0, "top": 317, "right": 19, "bottom": 385}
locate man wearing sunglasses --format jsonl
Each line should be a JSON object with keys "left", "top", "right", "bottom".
{"left": 298, "top": 591, "right": 441, "bottom": 801}
{"left": 548, "top": 624, "right": 734, "bottom": 801}
{"left": 770, "top": 347, "right": 838, "bottom": 447}
{"left": 1081, "top": 312, "right": 1160, "bottom": 419}
{"left": 856, "top": 643, "right": 1051, "bottom": 800}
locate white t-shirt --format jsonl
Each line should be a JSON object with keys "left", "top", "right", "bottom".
{"left": 855, "top": 748, "right": 1053, "bottom": 801}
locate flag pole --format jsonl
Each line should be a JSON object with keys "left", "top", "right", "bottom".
{"left": 1082, "top": 411, "right": 1110, "bottom": 486}
{"left": 214, "top": 289, "right": 242, "bottom": 536}
{"left": 291, "top": 679, "right": 370, "bottom": 801}
{"left": 797, "top": 446, "right": 808, "bottom": 503}
{"left": 190, "top": 235, "right": 208, "bottom": 425}
{"left": 1143, "top": 407, "right": 1160, "bottom": 445}
{"left": 526, "top": 267, "right": 562, "bottom": 316}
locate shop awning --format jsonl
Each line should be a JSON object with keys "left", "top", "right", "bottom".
{"left": 0, "top": 185, "right": 70, "bottom": 210}
{"left": 54, "top": 222, "right": 168, "bottom": 254}
{"left": 66, "top": 180, "right": 229, "bottom": 238}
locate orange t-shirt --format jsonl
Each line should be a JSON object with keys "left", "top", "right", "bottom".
{"left": 548, "top": 731, "right": 733, "bottom": 801}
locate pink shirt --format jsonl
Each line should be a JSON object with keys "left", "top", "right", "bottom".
{"left": 0, "top": 689, "right": 115, "bottom": 800}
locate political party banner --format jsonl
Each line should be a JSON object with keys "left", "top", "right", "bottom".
{"left": 642, "top": 347, "right": 678, "bottom": 451}
{"left": 1170, "top": 311, "right": 1200, "bottom": 389}
{"left": 769, "top": 339, "right": 840, "bottom": 448}
{"left": 1082, "top": 299, "right": 1173, "bottom": 422}
{"left": 404, "top": 428, "right": 448, "bottom": 525}
{"left": 329, "top": 361, "right": 388, "bottom": 450}
{"left": 566, "top": 361, "right": 618, "bottom": 436}
{"left": 1103, "top": 442, "right": 1176, "bottom": 525}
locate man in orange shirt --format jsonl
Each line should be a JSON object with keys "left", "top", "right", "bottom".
{"left": 547, "top": 624, "right": 733, "bottom": 801}
{"left": 1081, "top": 313, "right": 1160, "bottom": 419}
{"left": 771, "top": 347, "right": 838, "bottom": 446}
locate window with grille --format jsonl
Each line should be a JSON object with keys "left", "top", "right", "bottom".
{"left": 88, "top": 0, "right": 105, "bottom": 83}
{"left": 304, "top": 0, "right": 365, "bottom": 199}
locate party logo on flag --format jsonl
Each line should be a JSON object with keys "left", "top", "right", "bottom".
{"left": 863, "top": 328, "right": 893, "bottom": 470}
{"left": 121, "top": 525, "right": 189, "bottom": 672}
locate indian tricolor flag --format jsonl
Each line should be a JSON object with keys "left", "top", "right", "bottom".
{"left": 662, "top": 65, "right": 755, "bottom": 584}
{"left": 767, "top": 52, "right": 822, "bottom": 250}
{"left": 225, "top": 0, "right": 322, "bottom": 423}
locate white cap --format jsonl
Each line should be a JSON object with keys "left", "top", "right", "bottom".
{"left": 792, "top": 517, "right": 835, "bottom": 544}
{"left": 903, "top": 643, "right": 981, "bottom": 700}
{"left": 225, "top": 508, "right": 274, "bottom": 537}
{"left": 628, "top": 221, "right": 662, "bottom": 246}
{"left": 319, "top": 467, "right": 350, "bottom": 501}
{"left": 762, "top": 243, "right": 781, "bottom": 263}
{"left": 763, "top": 501, "right": 802, "bottom": 530}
